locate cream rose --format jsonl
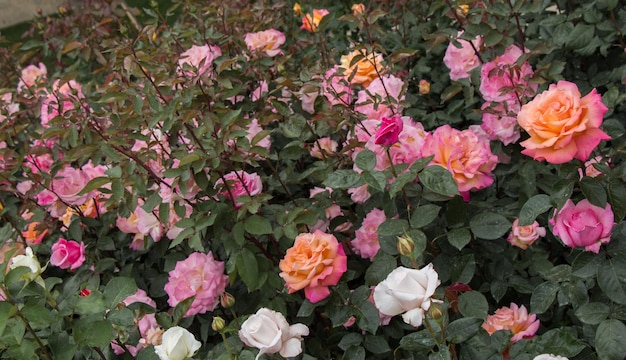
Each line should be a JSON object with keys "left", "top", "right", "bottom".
{"left": 154, "top": 326, "right": 201, "bottom": 360}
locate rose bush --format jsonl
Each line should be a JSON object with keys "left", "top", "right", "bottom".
{"left": 0, "top": 0, "right": 625, "bottom": 359}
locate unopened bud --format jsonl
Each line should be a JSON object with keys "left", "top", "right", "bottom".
{"left": 397, "top": 235, "right": 415, "bottom": 256}
{"left": 419, "top": 80, "right": 430, "bottom": 95}
{"left": 456, "top": 5, "right": 469, "bottom": 17}
{"left": 79, "top": 288, "right": 91, "bottom": 297}
{"left": 293, "top": 3, "right": 302, "bottom": 16}
{"left": 212, "top": 316, "right": 226, "bottom": 332}
{"left": 351, "top": 3, "right": 365, "bottom": 16}
{"left": 220, "top": 292, "right": 235, "bottom": 309}
{"left": 428, "top": 303, "right": 444, "bottom": 321}
{"left": 58, "top": 6, "right": 67, "bottom": 15}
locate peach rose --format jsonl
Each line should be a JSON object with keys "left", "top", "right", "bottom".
{"left": 22, "top": 222, "right": 49, "bottom": 246}
{"left": 340, "top": 49, "right": 385, "bottom": 87}
{"left": 279, "top": 230, "right": 347, "bottom": 303}
{"left": 482, "top": 303, "right": 539, "bottom": 342}
{"left": 244, "top": 29, "right": 286, "bottom": 57}
{"left": 301, "top": 9, "right": 329, "bottom": 32}
{"left": 517, "top": 80, "right": 610, "bottom": 164}
{"left": 507, "top": 218, "right": 546, "bottom": 250}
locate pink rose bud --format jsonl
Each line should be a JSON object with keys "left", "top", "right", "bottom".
{"left": 50, "top": 238, "right": 86, "bottom": 270}
{"left": 374, "top": 115, "right": 403, "bottom": 146}
{"left": 507, "top": 218, "right": 546, "bottom": 250}
{"left": 551, "top": 199, "right": 614, "bottom": 253}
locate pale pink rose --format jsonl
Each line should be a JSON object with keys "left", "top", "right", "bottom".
{"left": 340, "top": 49, "right": 385, "bottom": 87}
{"left": 239, "top": 308, "right": 309, "bottom": 360}
{"left": 375, "top": 115, "right": 404, "bottom": 146}
{"left": 246, "top": 118, "right": 271, "bottom": 152}
{"left": 309, "top": 187, "right": 349, "bottom": 232}
{"left": 50, "top": 238, "right": 85, "bottom": 270}
{"left": 40, "top": 79, "right": 85, "bottom": 128}
{"left": 322, "top": 66, "right": 352, "bottom": 106}
{"left": 348, "top": 184, "right": 371, "bottom": 204}
{"left": 252, "top": 80, "right": 268, "bottom": 102}
{"left": 0, "top": 93, "right": 19, "bottom": 124}
{"left": 17, "top": 62, "right": 47, "bottom": 94}
{"left": 551, "top": 199, "right": 614, "bottom": 253}
{"left": 52, "top": 165, "right": 91, "bottom": 205}
{"left": 279, "top": 230, "right": 347, "bottom": 303}
{"left": 482, "top": 303, "right": 540, "bottom": 342}
{"left": 164, "top": 252, "right": 229, "bottom": 317}
{"left": 215, "top": 170, "right": 263, "bottom": 208}
{"left": 178, "top": 44, "right": 222, "bottom": 78}
{"left": 443, "top": 31, "right": 482, "bottom": 81}
{"left": 578, "top": 156, "right": 607, "bottom": 179}
{"left": 518, "top": 80, "right": 610, "bottom": 164}
{"left": 310, "top": 137, "right": 338, "bottom": 159}
{"left": 117, "top": 212, "right": 139, "bottom": 234}
{"left": 351, "top": 208, "right": 387, "bottom": 260}
{"left": 135, "top": 206, "right": 163, "bottom": 242}
{"left": 373, "top": 264, "right": 441, "bottom": 327}
{"left": 480, "top": 102, "right": 521, "bottom": 145}
{"left": 479, "top": 45, "right": 537, "bottom": 103}
{"left": 111, "top": 289, "right": 159, "bottom": 356}
{"left": 244, "top": 29, "right": 286, "bottom": 57}
{"left": 299, "top": 83, "right": 319, "bottom": 114}
{"left": 355, "top": 75, "right": 405, "bottom": 119}
{"left": 301, "top": 9, "right": 329, "bottom": 32}
{"left": 533, "top": 355, "right": 569, "bottom": 360}
{"left": 16, "top": 180, "right": 33, "bottom": 195}
{"left": 507, "top": 219, "right": 546, "bottom": 249}
{"left": 420, "top": 125, "right": 498, "bottom": 200}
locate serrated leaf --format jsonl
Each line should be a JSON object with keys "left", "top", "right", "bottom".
{"left": 580, "top": 177, "right": 607, "bottom": 208}
{"left": 458, "top": 291, "right": 488, "bottom": 320}
{"left": 575, "top": 302, "right": 610, "bottom": 325}
{"left": 447, "top": 228, "right": 471, "bottom": 251}
{"left": 518, "top": 194, "right": 552, "bottom": 226}
{"left": 420, "top": 166, "right": 459, "bottom": 197}
{"left": 595, "top": 319, "right": 626, "bottom": 360}
{"left": 530, "top": 281, "right": 559, "bottom": 314}
{"left": 104, "top": 277, "right": 138, "bottom": 308}
{"left": 399, "top": 329, "right": 437, "bottom": 350}
{"left": 237, "top": 248, "right": 260, "bottom": 291}
{"left": 355, "top": 149, "right": 376, "bottom": 172}
{"left": 597, "top": 258, "right": 626, "bottom": 305}
{"left": 469, "top": 212, "right": 511, "bottom": 240}
{"left": 446, "top": 317, "right": 483, "bottom": 344}
{"left": 73, "top": 318, "right": 115, "bottom": 347}
{"left": 244, "top": 215, "right": 273, "bottom": 235}
{"left": 323, "top": 169, "right": 362, "bottom": 189}
{"left": 411, "top": 204, "right": 441, "bottom": 228}
{"left": 78, "top": 176, "right": 111, "bottom": 195}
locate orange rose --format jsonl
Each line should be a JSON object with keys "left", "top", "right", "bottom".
{"left": 301, "top": 9, "right": 329, "bottom": 33}
{"left": 22, "top": 222, "right": 49, "bottom": 246}
{"left": 517, "top": 80, "right": 610, "bottom": 164}
{"left": 340, "top": 49, "right": 385, "bottom": 87}
{"left": 279, "top": 230, "right": 347, "bottom": 303}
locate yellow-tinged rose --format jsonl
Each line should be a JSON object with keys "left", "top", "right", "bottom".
{"left": 340, "top": 49, "right": 385, "bottom": 87}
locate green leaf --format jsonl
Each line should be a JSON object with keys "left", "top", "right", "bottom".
{"left": 410, "top": 204, "right": 441, "bottom": 228}
{"left": 244, "top": 215, "right": 273, "bottom": 235}
{"left": 78, "top": 176, "right": 111, "bottom": 195}
{"left": 0, "top": 302, "right": 16, "bottom": 336}
{"left": 446, "top": 317, "right": 483, "bottom": 344}
{"left": 530, "top": 281, "right": 559, "bottom": 314}
{"left": 365, "top": 253, "right": 397, "bottom": 286}
{"left": 338, "top": 333, "right": 362, "bottom": 351}
{"left": 342, "top": 345, "right": 365, "bottom": 360}
{"left": 518, "top": 194, "right": 552, "bottom": 226}
{"left": 104, "top": 277, "right": 138, "bottom": 308}
{"left": 419, "top": 166, "right": 459, "bottom": 197}
{"left": 237, "top": 248, "right": 260, "bottom": 291}
{"left": 607, "top": 178, "right": 626, "bottom": 220}
{"left": 447, "top": 228, "right": 471, "bottom": 251}
{"left": 429, "top": 347, "right": 452, "bottom": 360}
{"left": 377, "top": 219, "right": 409, "bottom": 236}
{"left": 48, "top": 332, "right": 77, "bottom": 360}
{"left": 566, "top": 23, "right": 595, "bottom": 50}
{"left": 389, "top": 171, "right": 418, "bottom": 198}
{"left": 458, "top": 291, "right": 488, "bottom": 320}
{"left": 580, "top": 177, "right": 607, "bottom": 208}
{"left": 75, "top": 291, "right": 107, "bottom": 315}
{"left": 363, "top": 335, "right": 391, "bottom": 354}
{"left": 362, "top": 171, "right": 387, "bottom": 192}
{"left": 469, "top": 212, "right": 511, "bottom": 240}
{"left": 595, "top": 319, "right": 626, "bottom": 360}
{"left": 355, "top": 149, "right": 376, "bottom": 172}
{"left": 535, "top": 328, "right": 585, "bottom": 358}
{"left": 399, "top": 329, "right": 437, "bottom": 350}
{"left": 323, "top": 169, "right": 362, "bottom": 189}
{"left": 597, "top": 258, "right": 626, "bottom": 305}
{"left": 356, "top": 301, "right": 380, "bottom": 334}
{"left": 73, "top": 318, "right": 115, "bottom": 347}
{"left": 575, "top": 302, "right": 610, "bottom": 325}
{"left": 297, "top": 300, "right": 317, "bottom": 317}
{"left": 571, "top": 252, "right": 602, "bottom": 278}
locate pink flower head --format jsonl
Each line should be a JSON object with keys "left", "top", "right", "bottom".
{"left": 111, "top": 289, "right": 159, "bottom": 356}
{"left": 578, "top": 156, "right": 608, "bottom": 179}
{"left": 443, "top": 32, "right": 483, "bottom": 81}
{"left": 178, "top": 44, "right": 222, "bottom": 78}
{"left": 310, "top": 137, "right": 338, "bottom": 159}
{"left": 52, "top": 165, "right": 92, "bottom": 205}
{"left": 0, "top": 93, "right": 19, "bottom": 124}
{"left": 279, "top": 230, "right": 347, "bottom": 303}
{"left": 17, "top": 62, "right": 47, "bottom": 94}
{"left": 50, "top": 238, "right": 85, "bottom": 270}
{"left": 244, "top": 29, "right": 286, "bottom": 57}
{"left": 420, "top": 125, "right": 498, "bottom": 200}
{"left": 482, "top": 303, "right": 540, "bottom": 342}
{"left": 375, "top": 115, "right": 404, "bottom": 146}
{"left": 551, "top": 199, "right": 614, "bottom": 253}
{"left": 479, "top": 45, "right": 537, "bottom": 102}
{"left": 480, "top": 102, "right": 521, "bottom": 145}
{"left": 40, "top": 79, "right": 85, "bottom": 128}
{"left": 355, "top": 75, "right": 405, "bottom": 120}
{"left": 215, "top": 170, "right": 263, "bottom": 208}
{"left": 322, "top": 66, "right": 352, "bottom": 106}
{"left": 518, "top": 81, "right": 610, "bottom": 164}
{"left": 301, "top": 9, "right": 329, "bottom": 32}
{"left": 164, "top": 252, "right": 229, "bottom": 317}
{"left": 351, "top": 208, "right": 387, "bottom": 260}
{"left": 507, "top": 218, "right": 546, "bottom": 250}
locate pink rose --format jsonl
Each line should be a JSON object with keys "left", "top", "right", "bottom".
{"left": 310, "top": 137, "right": 338, "bottom": 159}
{"left": 322, "top": 66, "right": 352, "bottom": 106}
{"left": 479, "top": 45, "right": 537, "bottom": 102}
{"left": 351, "top": 208, "right": 387, "bottom": 260}
{"left": 40, "top": 79, "right": 86, "bottom": 128}
{"left": 17, "top": 62, "right": 47, "bottom": 94}
{"left": 111, "top": 289, "right": 159, "bottom": 356}
{"left": 375, "top": 115, "right": 403, "bottom": 146}
{"left": 420, "top": 125, "right": 498, "bottom": 200}
{"left": 355, "top": 75, "right": 405, "bottom": 120}
{"left": 482, "top": 303, "right": 539, "bottom": 342}
{"left": 215, "top": 170, "right": 263, "bottom": 208}
{"left": 443, "top": 32, "right": 482, "bottom": 81}
{"left": 301, "top": 9, "right": 329, "bottom": 32}
{"left": 551, "top": 199, "right": 614, "bottom": 253}
{"left": 178, "top": 44, "right": 222, "bottom": 78}
{"left": 507, "top": 219, "right": 546, "bottom": 249}
{"left": 244, "top": 29, "right": 286, "bottom": 57}
{"left": 52, "top": 165, "right": 92, "bottom": 205}
{"left": 480, "top": 102, "right": 521, "bottom": 145}
{"left": 164, "top": 252, "right": 229, "bottom": 317}
{"left": 50, "top": 238, "right": 85, "bottom": 270}
{"left": 578, "top": 156, "right": 608, "bottom": 179}
{"left": 517, "top": 80, "right": 610, "bottom": 164}
{"left": 0, "top": 93, "right": 19, "bottom": 124}
{"left": 279, "top": 230, "right": 347, "bottom": 303}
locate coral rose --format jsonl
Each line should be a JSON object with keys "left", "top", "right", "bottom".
{"left": 301, "top": 9, "right": 329, "bottom": 32}
{"left": 551, "top": 199, "right": 614, "bottom": 253}
{"left": 22, "top": 222, "right": 48, "bottom": 246}
{"left": 517, "top": 80, "right": 610, "bottom": 164}
{"left": 340, "top": 49, "right": 385, "bottom": 87}
{"left": 164, "top": 252, "right": 229, "bottom": 317}
{"left": 279, "top": 230, "right": 347, "bottom": 303}
{"left": 244, "top": 29, "right": 286, "bottom": 57}
{"left": 482, "top": 303, "right": 539, "bottom": 342}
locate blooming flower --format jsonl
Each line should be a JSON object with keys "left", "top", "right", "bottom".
{"left": 551, "top": 199, "right": 614, "bottom": 253}
{"left": 310, "top": 137, "right": 338, "bottom": 159}
{"left": 215, "top": 170, "right": 263, "bottom": 208}
{"left": 239, "top": 308, "right": 309, "bottom": 360}
{"left": 178, "top": 44, "right": 222, "bottom": 78}
{"left": 50, "top": 238, "right": 86, "bottom": 271}
{"left": 443, "top": 31, "right": 482, "bottom": 81}
{"left": 164, "top": 252, "right": 229, "bottom": 317}
{"left": 373, "top": 264, "right": 441, "bottom": 327}
{"left": 40, "top": 79, "right": 86, "bottom": 128}
{"left": 301, "top": 9, "right": 329, "bottom": 32}
{"left": 112, "top": 289, "right": 160, "bottom": 356}
{"left": 351, "top": 208, "right": 387, "bottom": 260}
{"left": 9, "top": 247, "right": 44, "bottom": 285}
{"left": 279, "top": 230, "right": 347, "bottom": 303}
{"left": 480, "top": 102, "right": 521, "bottom": 145}
{"left": 507, "top": 219, "right": 546, "bottom": 250}
{"left": 17, "top": 62, "right": 47, "bottom": 94}
{"left": 355, "top": 75, "right": 405, "bottom": 120}
{"left": 375, "top": 115, "right": 404, "bottom": 146}
{"left": 154, "top": 326, "right": 201, "bottom": 360}
{"left": 340, "top": 49, "right": 385, "bottom": 87}
{"left": 244, "top": 29, "right": 286, "bottom": 57}
{"left": 517, "top": 80, "right": 610, "bottom": 164}
{"left": 351, "top": 3, "right": 365, "bottom": 16}
{"left": 479, "top": 45, "right": 537, "bottom": 103}
{"left": 482, "top": 303, "right": 540, "bottom": 342}
{"left": 51, "top": 165, "right": 92, "bottom": 206}
{"left": 21, "top": 222, "right": 48, "bottom": 246}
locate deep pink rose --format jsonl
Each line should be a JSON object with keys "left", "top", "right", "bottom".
{"left": 518, "top": 80, "right": 610, "bottom": 164}
{"left": 52, "top": 165, "right": 91, "bottom": 205}
{"left": 50, "top": 238, "right": 85, "bottom": 270}
{"left": 164, "top": 252, "right": 229, "bottom": 317}
{"left": 375, "top": 115, "right": 403, "bottom": 146}
{"left": 215, "top": 170, "right": 263, "bottom": 208}
{"left": 482, "top": 303, "right": 539, "bottom": 342}
{"left": 443, "top": 31, "right": 482, "bottom": 81}
{"left": 551, "top": 199, "right": 614, "bottom": 253}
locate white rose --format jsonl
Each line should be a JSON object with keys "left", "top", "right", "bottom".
{"left": 533, "top": 355, "right": 569, "bottom": 360}
{"left": 373, "top": 264, "right": 441, "bottom": 327}
{"left": 10, "top": 247, "right": 43, "bottom": 282}
{"left": 239, "top": 308, "right": 309, "bottom": 360}
{"left": 154, "top": 326, "right": 201, "bottom": 360}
